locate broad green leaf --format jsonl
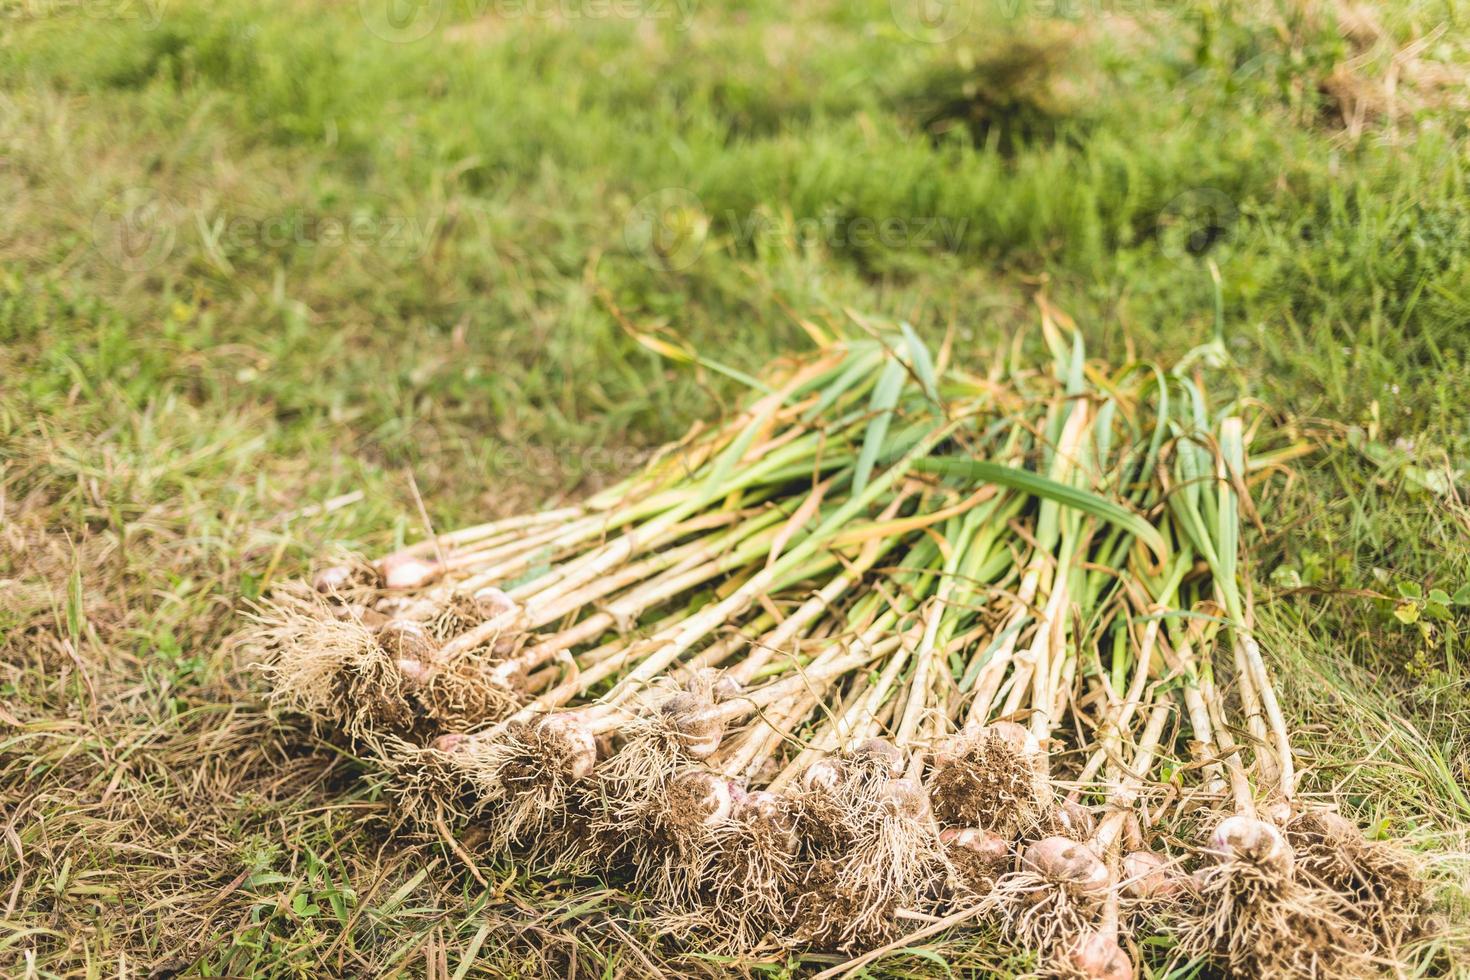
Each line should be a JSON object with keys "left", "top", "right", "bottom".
{"left": 898, "top": 322, "right": 939, "bottom": 403}
{"left": 852, "top": 356, "right": 907, "bottom": 495}
{"left": 802, "top": 344, "right": 883, "bottom": 422}
{"left": 913, "top": 457, "right": 1168, "bottom": 561}
{"left": 704, "top": 400, "right": 779, "bottom": 493}
{"left": 624, "top": 325, "right": 775, "bottom": 393}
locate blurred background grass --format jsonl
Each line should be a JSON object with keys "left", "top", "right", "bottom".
{"left": 2, "top": 0, "right": 1469, "bottom": 975}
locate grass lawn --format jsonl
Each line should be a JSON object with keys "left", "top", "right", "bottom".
{"left": 3, "top": 0, "right": 1470, "bottom": 974}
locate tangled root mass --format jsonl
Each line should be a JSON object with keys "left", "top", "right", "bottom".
{"left": 928, "top": 723, "right": 1052, "bottom": 839}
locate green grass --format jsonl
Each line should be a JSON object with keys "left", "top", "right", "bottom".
{"left": 2, "top": 0, "right": 1469, "bottom": 974}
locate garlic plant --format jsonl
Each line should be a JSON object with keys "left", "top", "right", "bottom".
{"left": 247, "top": 319, "right": 1429, "bottom": 976}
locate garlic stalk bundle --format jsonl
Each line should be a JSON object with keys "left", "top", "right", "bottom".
{"left": 245, "top": 320, "right": 1432, "bottom": 973}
